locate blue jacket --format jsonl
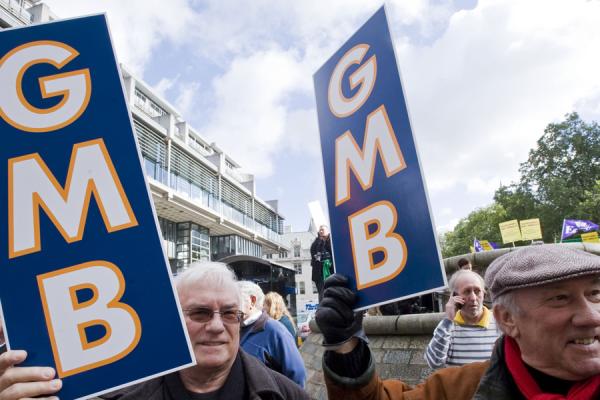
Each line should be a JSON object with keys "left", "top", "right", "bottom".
{"left": 241, "top": 311, "right": 306, "bottom": 388}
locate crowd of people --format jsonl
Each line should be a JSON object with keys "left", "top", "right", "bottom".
{"left": 1, "top": 244, "right": 600, "bottom": 399}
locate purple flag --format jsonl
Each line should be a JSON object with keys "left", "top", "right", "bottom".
{"left": 561, "top": 219, "right": 599, "bottom": 240}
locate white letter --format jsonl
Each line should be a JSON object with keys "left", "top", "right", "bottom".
{"left": 335, "top": 105, "right": 406, "bottom": 206}
{"left": 348, "top": 201, "right": 407, "bottom": 290}
{"left": 37, "top": 261, "right": 141, "bottom": 377}
{"left": 328, "top": 44, "right": 376, "bottom": 118}
{"left": 0, "top": 40, "right": 91, "bottom": 132}
{"left": 9, "top": 139, "right": 138, "bottom": 258}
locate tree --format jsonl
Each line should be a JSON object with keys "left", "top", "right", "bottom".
{"left": 518, "top": 112, "right": 600, "bottom": 241}
{"left": 442, "top": 204, "right": 507, "bottom": 258}
{"left": 442, "top": 113, "right": 600, "bottom": 257}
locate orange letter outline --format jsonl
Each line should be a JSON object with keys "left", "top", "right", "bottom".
{"left": 37, "top": 260, "right": 142, "bottom": 377}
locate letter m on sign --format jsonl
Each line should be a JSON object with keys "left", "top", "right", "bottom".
{"left": 8, "top": 138, "right": 138, "bottom": 258}
{"left": 335, "top": 105, "right": 406, "bottom": 206}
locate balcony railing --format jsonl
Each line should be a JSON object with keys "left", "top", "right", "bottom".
{"left": 0, "top": 0, "right": 32, "bottom": 24}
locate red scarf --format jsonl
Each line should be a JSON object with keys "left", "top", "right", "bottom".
{"left": 504, "top": 336, "right": 600, "bottom": 400}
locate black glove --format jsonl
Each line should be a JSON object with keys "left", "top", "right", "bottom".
{"left": 315, "top": 274, "right": 364, "bottom": 347}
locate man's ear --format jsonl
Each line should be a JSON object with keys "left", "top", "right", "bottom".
{"left": 250, "top": 295, "right": 257, "bottom": 307}
{"left": 493, "top": 305, "right": 519, "bottom": 338}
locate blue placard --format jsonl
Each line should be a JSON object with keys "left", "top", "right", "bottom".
{"left": 313, "top": 7, "right": 447, "bottom": 310}
{"left": 0, "top": 15, "right": 194, "bottom": 399}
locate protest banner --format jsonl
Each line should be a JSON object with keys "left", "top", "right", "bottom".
{"left": 0, "top": 15, "right": 194, "bottom": 399}
{"left": 561, "top": 219, "right": 599, "bottom": 240}
{"left": 313, "top": 6, "right": 446, "bottom": 310}
{"left": 581, "top": 232, "right": 600, "bottom": 243}
{"left": 499, "top": 220, "right": 522, "bottom": 244}
{"left": 520, "top": 218, "right": 543, "bottom": 241}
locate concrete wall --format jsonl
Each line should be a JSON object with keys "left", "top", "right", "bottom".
{"left": 300, "top": 313, "right": 445, "bottom": 400}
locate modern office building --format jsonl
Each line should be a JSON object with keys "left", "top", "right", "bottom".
{"left": 121, "top": 65, "right": 287, "bottom": 272}
{"left": 0, "top": 0, "right": 54, "bottom": 28}
{"left": 1, "top": 2, "right": 290, "bottom": 274}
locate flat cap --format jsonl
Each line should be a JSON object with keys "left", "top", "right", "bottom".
{"left": 485, "top": 245, "right": 600, "bottom": 301}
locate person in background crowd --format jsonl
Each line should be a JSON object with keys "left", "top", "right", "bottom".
{"left": 0, "top": 263, "right": 309, "bottom": 400}
{"left": 426, "top": 270, "right": 499, "bottom": 369}
{"left": 316, "top": 245, "right": 600, "bottom": 399}
{"left": 310, "top": 224, "right": 333, "bottom": 302}
{"left": 264, "top": 292, "right": 298, "bottom": 346}
{"left": 238, "top": 281, "right": 306, "bottom": 388}
{"left": 457, "top": 257, "right": 472, "bottom": 270}
{"left": 444, "top": 257, "right": 475, "bottom": 318}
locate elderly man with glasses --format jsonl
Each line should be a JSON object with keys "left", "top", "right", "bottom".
{"left": 0, "top": 262, "right": 309, "bottom": 400}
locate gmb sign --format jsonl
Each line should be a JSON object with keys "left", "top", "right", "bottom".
{"left": 313, "top": 7, "right": 446, "bottom": 310}
{"left": 0, "top": 15, "right": 194, "bottom": 399}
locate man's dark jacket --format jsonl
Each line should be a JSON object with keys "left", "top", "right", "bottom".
{"left": 105, "top": 350, "right": 308, "bottom": 400}
{"left": 310, "top": 235, "right": 332, "bottom": 284}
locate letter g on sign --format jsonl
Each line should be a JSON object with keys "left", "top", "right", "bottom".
{"left": 328, "top": 44, "right": 377, "bottom": 118}
{"left": 0, "top": 40, "right": 91, "bottom": 132}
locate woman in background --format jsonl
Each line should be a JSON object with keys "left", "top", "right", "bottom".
{"left": 264, "top": 292, "right": 298, "bottom": 345}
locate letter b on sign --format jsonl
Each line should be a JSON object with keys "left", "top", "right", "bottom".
{"left": 348, "top": 201, "right": 408, "bottom": 290}
{"left": 37, "top": 261, "right": 141, "bottom": 377}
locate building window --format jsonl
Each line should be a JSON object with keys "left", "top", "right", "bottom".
{"left": 312, "top": 282, "right": 318, "bottom": 294}
{"left": 293, "top": 245, "right": 301, "bottom": 258}
{"left": 294, "top": 263, "right": 302, "bottom": 275}
{"left": 265, "top": 253, "right": 272, "bottom": 259}
{"left": 279, "top": 251, "right": 288, "bottom": 259}
{"left": 299, "top": 281, "right": 305, "bottom": 295}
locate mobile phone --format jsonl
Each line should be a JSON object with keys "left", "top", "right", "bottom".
{"left": 452, "top": 292, "right": 463, "bottom": 309}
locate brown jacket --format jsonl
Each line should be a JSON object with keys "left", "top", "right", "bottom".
{"left": 324, "top": 336, "right": 521, "bottom": 400}
{"left": 325, "top": 360, "right": 489, "bottom": 400}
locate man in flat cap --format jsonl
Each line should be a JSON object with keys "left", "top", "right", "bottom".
{"left": 314, "top": 244, "right": 600, "bottom": 399}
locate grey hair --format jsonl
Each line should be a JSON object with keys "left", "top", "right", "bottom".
{"left": 448, "top": 269, "right": 485, "bottom": 294}
{"left": 492, "top": 290, "right": 522, "bottom": 335}
{"left": 493, "top": 290, "right": 521, "bottom": 315}
{"left": 175, "top": 261, "right": 242, "bottom": 305}
{"left": 238, "top": 280, "right": 265, "bottom": 309}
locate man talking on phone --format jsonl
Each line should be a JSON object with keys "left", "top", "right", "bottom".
{"left": 425, "top": 270, "right": 500, "bottom": 369}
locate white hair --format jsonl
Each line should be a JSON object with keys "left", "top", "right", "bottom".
{"left": 175, "top": 261, "right": 241, "bottom": 305}
{"left": 448, "top": 269, "right": 485, "bottom": 294}
{"left": 237, "top": 280, "right": 265, "bottom": 309}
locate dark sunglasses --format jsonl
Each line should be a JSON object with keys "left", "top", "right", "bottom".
{"left": 183, "top": 308, "right": 244, "bottom": 324}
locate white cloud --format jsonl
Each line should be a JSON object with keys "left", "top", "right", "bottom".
{"left": 200, "top": 48, "right": 305, "bottom": 177}
{"left": 43, "top": 0, "right": 197, "bottom": 75}
{"left": 175, "top": 81, "right": 201, "bottom": 118}
{"left": 153, "top": 76, "right": 178, "bottom": 98}
{"left": 395, "top": 0, "right": 600, "bottom": 228}
{"left": 35, "top": 0, "right": 600, "bottom": 231}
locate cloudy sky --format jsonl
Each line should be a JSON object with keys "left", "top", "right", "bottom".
{"left": 41, "top": 0, "right": 600, "bottom": 233}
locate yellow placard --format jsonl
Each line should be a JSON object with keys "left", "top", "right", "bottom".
{"left": 581, "top": 232, "right": 600, "bottom": 243}
{"left": 479, "top": 240, "right": 494, "bottom": 251}
{"left": 520, "top": 218, "right": 543, "bottom": 241}
{"left": 499, "top": 219, "right": 522, "bottom": 243}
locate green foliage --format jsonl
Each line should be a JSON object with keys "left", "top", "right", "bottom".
{"left": 441, "top": 204, "right": 506, "bottom": 258}
{"left": 442, "top": 113, "right": 600, "bottom": 257}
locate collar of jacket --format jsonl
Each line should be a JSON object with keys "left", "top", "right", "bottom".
{"left": 454, "top": 305, "right": 491, "bottom": 328}
{"left": 248, "top": 310, "right": 269, "bottom": 333}
{"left": 474, "top": 335, "right": 521, "bottom": 400}
{"left": 240, "top": 350, "right": 288, "bottom": 399}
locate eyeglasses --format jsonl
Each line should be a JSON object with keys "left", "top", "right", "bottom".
{"left": 183, "top": 308, "right": 244, "bottom": 324}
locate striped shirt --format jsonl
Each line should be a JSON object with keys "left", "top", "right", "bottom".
{"left": 425, "top": 308, "right": 499, "bottom": 369}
